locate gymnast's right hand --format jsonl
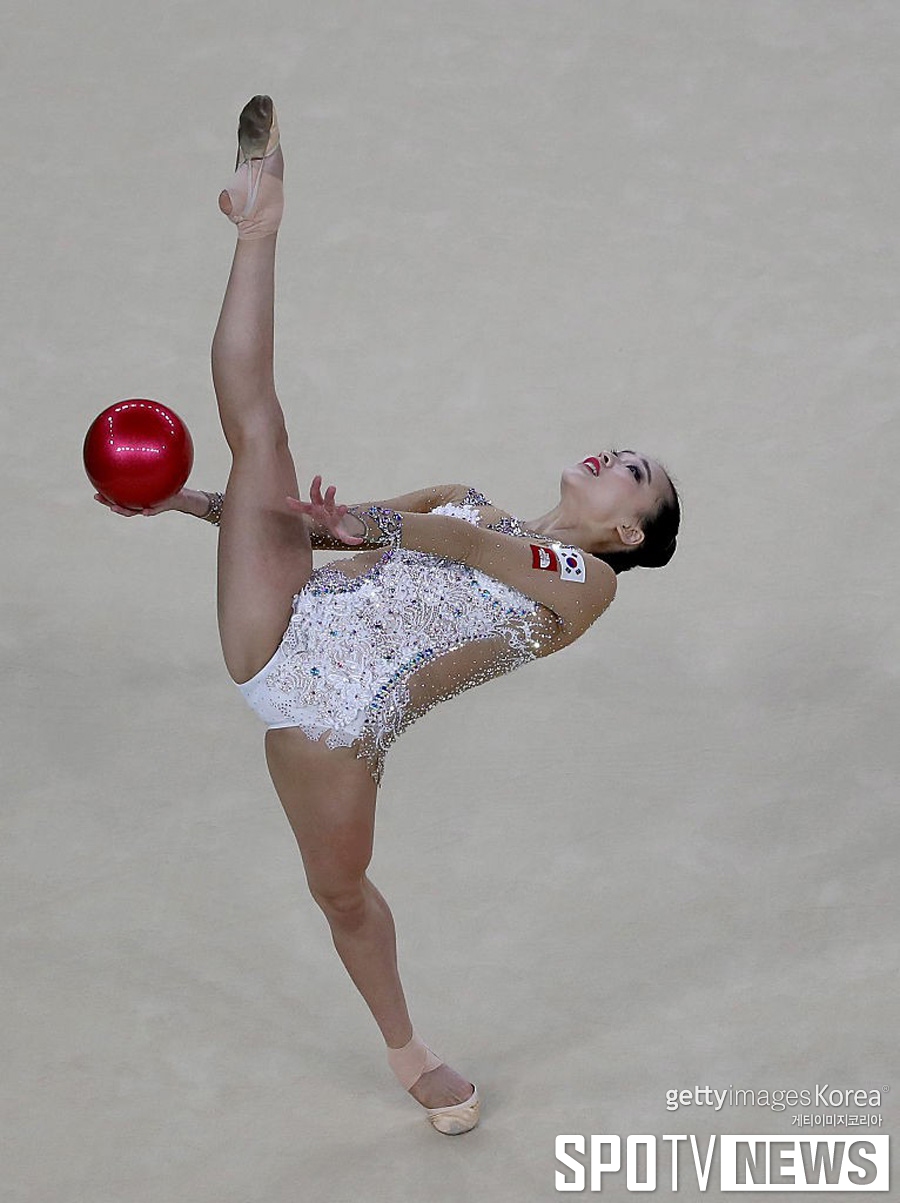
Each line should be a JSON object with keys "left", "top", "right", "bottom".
{"left": 93, "top": 490, "right": 186, "bottom": 517}
{"left": 286, "top": 475, "right": 366, "bottom": 546}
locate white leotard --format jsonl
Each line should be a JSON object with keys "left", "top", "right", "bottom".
{"left": 237, "top": 490, "right": 546, "bottom": 783}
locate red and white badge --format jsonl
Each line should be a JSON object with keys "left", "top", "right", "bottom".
{"left": 531, "top": 544, "right": 559, "bottom": 572}
{"left": 530, "top": 544, "right": 586, "bottom": 583}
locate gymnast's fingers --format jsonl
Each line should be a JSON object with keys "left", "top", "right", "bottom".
{"left": 95, "top": 493, "right": 141, "bottom": 517}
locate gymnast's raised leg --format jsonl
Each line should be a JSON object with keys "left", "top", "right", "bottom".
{"left": 211, "top": 97, "right": 477, "bottom": 1132}
{"left": 211, "top": 100, "right": 308, "bottom": 684}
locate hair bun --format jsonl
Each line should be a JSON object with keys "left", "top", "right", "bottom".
{"left": 640, "top": 535, "right": 677, "bottom": 569}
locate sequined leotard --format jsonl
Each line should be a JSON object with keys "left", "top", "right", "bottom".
{"left": 237, "top": 488, "right": 550, "bottom": 783}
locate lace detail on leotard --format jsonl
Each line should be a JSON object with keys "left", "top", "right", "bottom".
{"left": 427, "top": 502, "right": 482, "bottom": 523}
{"left": 454, "top": 486, "right": 534, "bottom": 538}
{"left": 241, "top": 488, "right": 548, "bottom": 784}
{"left": 260, "top": 549, "right": 542, "bottom": 783}
{"left": 460, "top": 486, "right": 491, "bottom": 507}
{"left": 486, "top": 514, "right": 530, "bottom": 537}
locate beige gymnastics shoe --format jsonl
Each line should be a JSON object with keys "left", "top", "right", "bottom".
{"left": 425, "top": 1085, "right": 480, "bottom": 1135}
{"left": 218, "top": 94, "right": 283, "bottom": 238}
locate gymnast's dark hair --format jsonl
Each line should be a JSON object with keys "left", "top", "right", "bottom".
{"left": 593, "top": 471, "right": 681, "bottom": 575}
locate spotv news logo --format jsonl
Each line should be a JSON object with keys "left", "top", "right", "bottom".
{"left": 554, "top": 1134, "right": 890, "bottom": 1191}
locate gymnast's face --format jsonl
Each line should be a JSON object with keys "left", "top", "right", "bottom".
{"left": 560, "top": 449, "right": 670, "bottom": 551}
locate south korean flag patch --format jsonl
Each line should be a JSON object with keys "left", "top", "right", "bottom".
{"left": 557, "top": 547, "right": 586, "bottom": 583}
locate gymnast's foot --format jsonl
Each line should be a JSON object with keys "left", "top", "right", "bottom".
{"left": 388, "top": 1033, "right": 480, "bottom": 1134}
{"left": 409, "top": 1061, "right": 476, "bottom": 1110}
{"left": 218, "top": 94, "right": 284, "bottom": 239}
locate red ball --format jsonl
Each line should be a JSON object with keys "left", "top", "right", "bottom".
{"left": 83, "top": 399, "right": 194, "bottom": 508}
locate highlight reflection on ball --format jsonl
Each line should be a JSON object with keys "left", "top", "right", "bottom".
{"left": 83, "top": 399, "right": 193, "bottom": 509}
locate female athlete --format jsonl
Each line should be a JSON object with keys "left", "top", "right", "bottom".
{"left": 96, "top": 97, "right": 681, "bottom": 1134}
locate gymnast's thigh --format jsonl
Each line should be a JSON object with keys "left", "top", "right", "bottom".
{"left": 216, "top": 433, "right": 312, "bottom": 686}
{"left": 264, "top": 727, "right": 379, "bottom": 889}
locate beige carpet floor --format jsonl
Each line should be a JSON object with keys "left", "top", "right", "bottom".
{"left": 3, "top": 2, "right": 897, "bottom": 1199}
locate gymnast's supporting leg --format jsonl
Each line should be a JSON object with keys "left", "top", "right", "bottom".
{"left": 265, "top": 729, "right": 478, "bottom": 1127}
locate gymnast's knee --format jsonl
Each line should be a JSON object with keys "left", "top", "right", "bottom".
{"left": 223, "top": 409, "right": 290, "bottom": 456}
{"left": 307, "top": 875, "right": 371, "bottom": 932}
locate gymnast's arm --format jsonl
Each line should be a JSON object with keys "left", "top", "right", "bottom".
{"left": 91, "top": 483, "right": 467, "bottom": 544}
{"left": 92, "top": 487, "right": 213, "bottom": 519}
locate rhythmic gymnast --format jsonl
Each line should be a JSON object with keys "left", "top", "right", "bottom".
{"left": 97, "top": 97, "right": 681, "bottom": 1134}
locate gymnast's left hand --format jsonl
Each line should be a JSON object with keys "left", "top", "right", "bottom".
{"left": 286, "top": 476, "right": 366, "bottom": 546}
